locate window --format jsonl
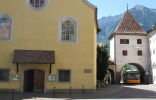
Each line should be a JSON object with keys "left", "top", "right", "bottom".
{"left": 137, "top": 50, "right": 142, "bottom": 56}
{"left": 137, "top": 39, "right": 142, "bottom": 44}
{"left": 153, "top": 48, "right": 155, "bottom": 55}
{"left": 154, "top": 76, "right": 156, "bottom": 82}
{"left": 0, "top": 69, "right": 9, "bottom": 82}
{"left": 58, "top": 16, "right": 78, "bottom": 43}
{"left": 152, "top": 63, "right": 156, "bottom": 69}
{"left": 58, "top": 70, "right": 71, "bottom": 82}
{"left": 0, "top": 12, "right": 12, "bottom": 41}
{"left": 25, "top": 0, "right": 49, "bottom": 10}
{"left": 120, "top": 39, "right": 129, "bottom": 44}
{"left": 122, "top": 50, "right": 128, "bottom": 56}
{"left": 61, "top": 21, "right": 74, "bottom": 41}
{"left": 30, "top": 0, "right": 44, "bottom": 8}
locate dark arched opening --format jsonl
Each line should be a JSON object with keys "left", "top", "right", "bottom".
{"left": 24, "top": 69, "right": 45, "bottom": 93}
{"left": 107, "top": 69, "right": 115, "bottom": 84}
{"left": 121, "top": 63, "right": 145, "bottom": 84}
{"left": 128, "top": 63, "right": 145, "bottom": 84}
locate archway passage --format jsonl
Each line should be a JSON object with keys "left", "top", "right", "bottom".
{"left": 107, "top": 69, "right": 115, "bottom": 84}
{"left": 121, "top": 63, "right": 145, "bottom": 84}
{"left": 24, "top": 69, "right": 44, "bottom": 93}
{"left": 129, "top": 63, "right": 145, "bottom": 84}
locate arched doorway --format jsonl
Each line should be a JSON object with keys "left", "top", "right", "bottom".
{"left": 23, "top": 69, "right": 45, "bottom": 93}
{"left": 107, "top": 69, "right": 115, "bottom": 84}
{"left": 121, "top": 63, "right": 145, "bottom": 84}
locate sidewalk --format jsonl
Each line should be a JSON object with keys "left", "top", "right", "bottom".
{"left": 0, "top": 84, "right": 122, "bottom": 100}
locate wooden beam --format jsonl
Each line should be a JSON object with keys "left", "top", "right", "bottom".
{"left": 49, "top": 63, "right": 52, "bottom": 74}
{"left": 16, "top": 63, "right": 19, "bottom": 73}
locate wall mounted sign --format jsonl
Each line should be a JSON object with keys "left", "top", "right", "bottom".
{"left": 84, "top": 69, "right": 92, "bottom": 73}
{"left": 47, "top": 75, "right": 56, "bottom": 82}
{"left": 11, "top": 74, "right": 20, "bottom": 81}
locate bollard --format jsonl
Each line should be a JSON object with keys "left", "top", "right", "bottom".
{"left": 82, "top": 85, "right": 84, "bottom": 94}
{"left": 70, "top": 86, "right": 72, "bottom": 96}
{"left": 12, "top": 89, "right": 14, "bottom": 100}
{"left": 53, "top": 87, "right": 55, "bottom": 98}
{"left": 34, "top": 87, "right": 36, "bottom": 99}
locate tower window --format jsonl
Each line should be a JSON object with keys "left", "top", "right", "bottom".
{"left": 123, "top": 50, "right": 128, "bottom": 56}
{"left": 120, "top": 39, "right": 129, "bottom": 44}
{"left": 137, "top": 39, "right": 142, "bottom": 44}
{"left": 137, "top": 50, "right": 142, "bottom": 56}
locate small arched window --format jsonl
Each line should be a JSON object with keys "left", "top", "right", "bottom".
{"left": 0, "top": 12, "right": 12, "bottom": 41}
{"left": 58, "top": 16, "right": 78, "bottom": 43}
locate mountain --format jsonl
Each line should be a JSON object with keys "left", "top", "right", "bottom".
{"left": 97, "top": 5, "right": 156, "bottom": 45}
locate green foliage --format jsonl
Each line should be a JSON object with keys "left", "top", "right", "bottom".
{"left": 97, "top": 45, "right": 109, "bottom": 81}
{"left": 121, "top": 65, "right": 131, "bottom": 73}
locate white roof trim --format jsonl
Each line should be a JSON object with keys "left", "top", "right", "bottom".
{"left": 82, "top": 0, "right": 96, "bottom": 9}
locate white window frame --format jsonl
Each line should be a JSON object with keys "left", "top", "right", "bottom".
{"left": 25, "top": 0, "right": 50, "bottom": 11}
{"left": 0, "top": 12, "right": 13, "bottom": 41}
{"left": 0, "top": 68, "right": 10, "bottom": 82}
{"left": 58, "top": 15, "right": 78, "bottom": 43}
{"left": 58, "top": 69, "right": 71, "bottom": 83}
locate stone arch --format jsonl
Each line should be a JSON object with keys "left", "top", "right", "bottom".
{"left": 120, "top": 63, "right": 145, "bottom": 84}
{"left": 128, "top": 63, "right": 145, "bottom": 83}
{"left": 107, "top": 69, "right": 115, "bottom": 84}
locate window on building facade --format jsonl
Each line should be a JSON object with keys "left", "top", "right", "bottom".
{"left": 25, "top": 0, "right": 49, "bottom": 10}
{"left": 58, "top": 16, "right": 78, "bottom": 43}
{"left": 153, "top": 63, "right": 156, "bottom": 69}
{"left": 153, "top": 48, "right": 155, "bottom": 55}
{"left": 0, "top": 69, "right": 9, "bottom": 82}
{"left": 137, "top": 39, "right": 142, "bottom": 44}
{"left": 154, "top": 76, "right": 156, "bottom": 82}
{"left": 120, "top": 39, "right": 129, "bottom": 44}
{"left": 58, "top": 70, "right": 71, "bottom": 82}
{"left": 0, "top": 12, "right": 12, "bottom": 41}
{"left": 30, "top": 0, "right": 44, "bottom": 8}
{"left": 122, "top": 50, "right": 128, "bottom": 56}
{"left": 137, "top": 50, "right": 142, "bottom": 56}
{"left": 61, "top": 21, "right": 75, "bottom": 41}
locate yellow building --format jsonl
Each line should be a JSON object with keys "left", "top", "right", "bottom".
{"left": 0, "top": 0, "right": 100, "bottom": 92}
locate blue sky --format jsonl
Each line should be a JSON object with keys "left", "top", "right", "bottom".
{"left": 87, "top": 0, "right": 156, "bottom": 19}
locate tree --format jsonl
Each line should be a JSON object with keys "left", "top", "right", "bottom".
{"left": 97, "top": 44, "right": 109, "bottom": 81}
{"left": 121, "top": 64, "right": 131, "bottom": 73}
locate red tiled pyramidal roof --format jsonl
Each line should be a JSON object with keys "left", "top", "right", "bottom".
{"left": 115, "top": 10, "right": 146, "bottom": 34}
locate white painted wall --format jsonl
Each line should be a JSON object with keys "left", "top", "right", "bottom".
{"left": 114, "top": 35, "right": 150, "bottom": 72}
{"left": 148, "top": 30, "right": 156, "bottom": 84}
{"left": 110, "top": 37, "right": 115, "bottom": 61}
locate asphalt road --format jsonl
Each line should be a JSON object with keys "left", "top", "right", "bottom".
{"left": 98, "top": 84, "right": 156, "bottom": 99}
{"left": 1, "top": 84, "right": 156, "bottom": 100}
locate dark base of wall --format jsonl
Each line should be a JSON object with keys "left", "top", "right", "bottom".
{"left": 0, "top": 89, "right": 20, "bottom": 92}
{"left": 0, "top": 89, "right": 94, "bottom": 93}
{"left": 46, "top": 89, "right": 94, "bottom": 93}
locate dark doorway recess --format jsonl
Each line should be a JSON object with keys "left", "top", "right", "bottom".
{"left": 24, "top": 69, "right": 44, "bottom": 93}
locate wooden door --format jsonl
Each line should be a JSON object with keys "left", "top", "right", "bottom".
{"left": 34, "top": 69, "right": 44, "bottom": 92}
